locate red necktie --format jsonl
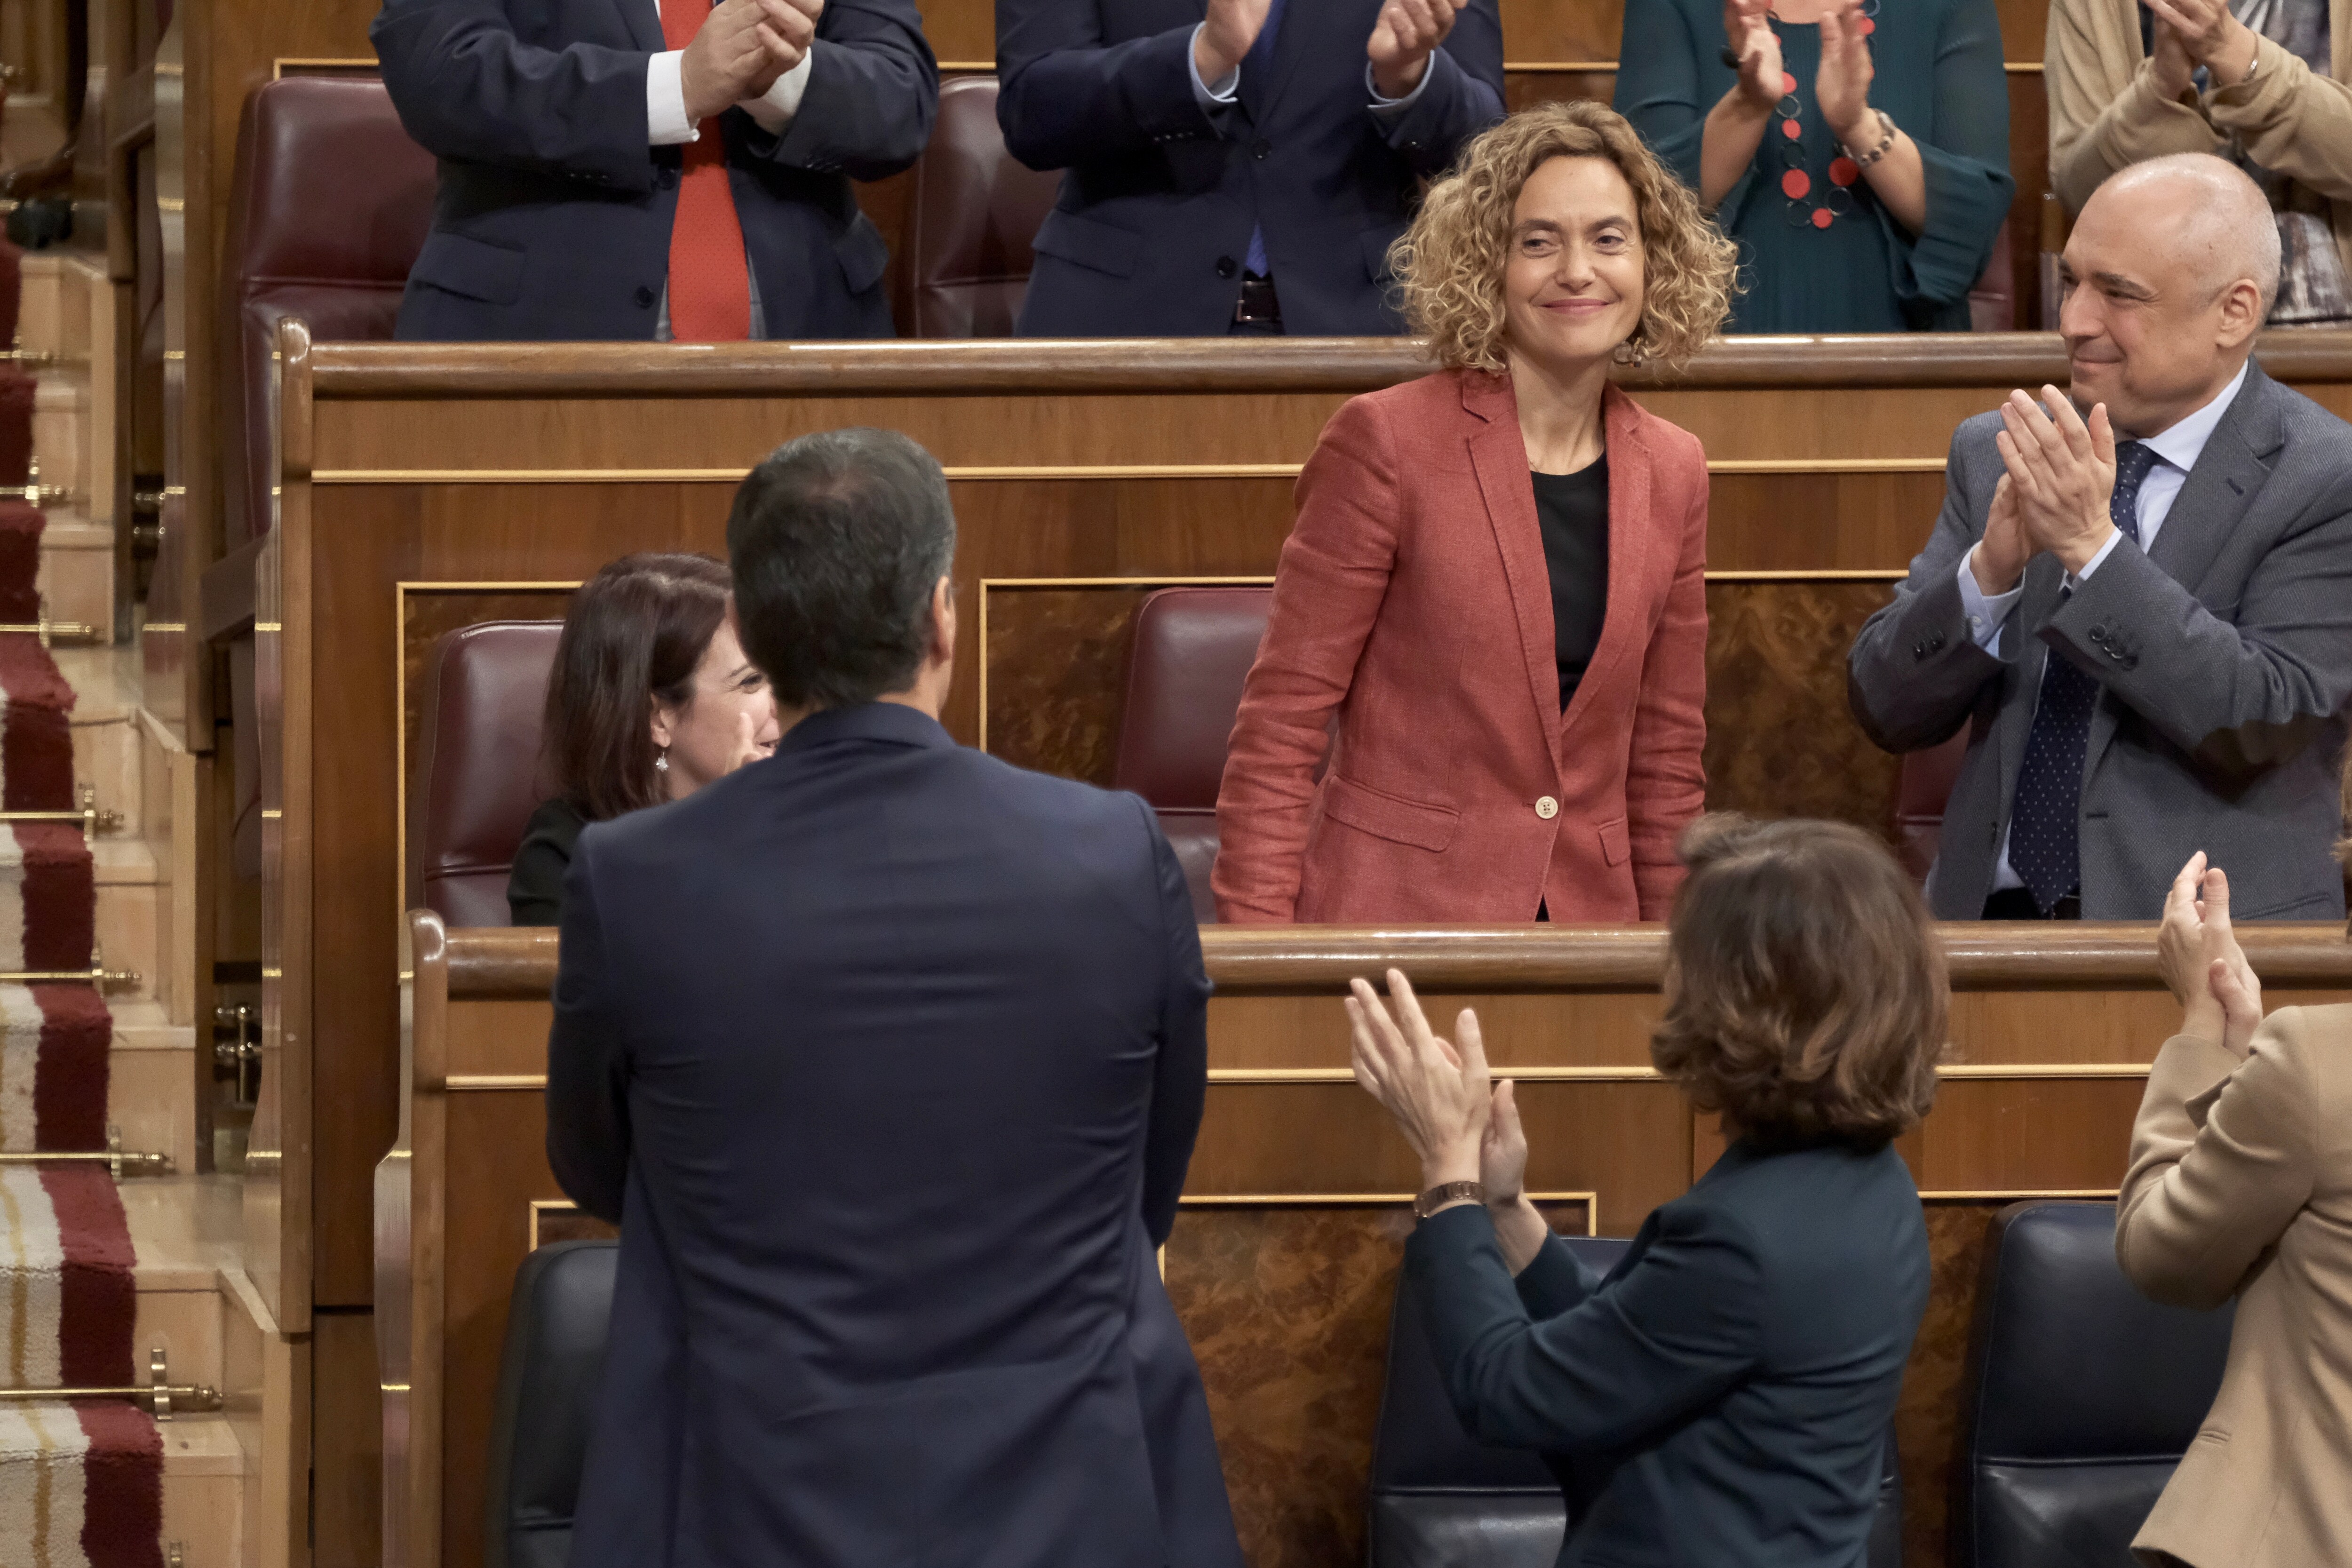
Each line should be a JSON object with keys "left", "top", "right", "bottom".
{"left": 657, "top": 0, "right": 753, "bottom": 341}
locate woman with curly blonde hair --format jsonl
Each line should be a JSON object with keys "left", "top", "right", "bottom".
{"left": 1215, "top": 100, "right": 1740, "bottom": 925}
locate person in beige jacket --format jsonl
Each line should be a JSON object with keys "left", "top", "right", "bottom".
{"left": 2116, "top": 769, "right": 2352, "bottom": 1567}
{"left": 2049, "top": 0, "right": 2352, "bottom": 320}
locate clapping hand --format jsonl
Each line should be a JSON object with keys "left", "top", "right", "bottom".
{"left": 2143, "top": 0, "right": 2260, "bottom": 86}
{"left": 1723, "top": 0, "right": 1783, "bottom": 113}
{"left": 681, "top": 0, "right": 819, "bottom": 122}
{"left": 1368, "top": 0, "right": 1470, "bottom": 100}
{"left": 1347, "top": 970, "right": 1490, "bottom": 1191}
{"left": 1994, "top": 385, "right": 2121, "bottom": 574}
{"left": 1816, "top": 2, "right": 1877, "bottom": 145}
{"left": 2160, "top": 852, "right": 2265, "bottom": 1058}
{"left": 2149, "top": 12, "right": 2198, "bottom": 99}
{"left": 1970, "top": 474, "right": 2027, "bottom": 594}
{"left": 1196, "top": 0, "right": 1277, "bottom": 86}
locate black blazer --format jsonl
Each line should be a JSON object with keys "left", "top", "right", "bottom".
{"left": 372, "top": 0, "right": 937, "bottom": 340}
{"left": 996, "top": 0, "right": 1504, "bottom": 336}
{"left": 505, "top": 796, "right": 584, "bottom": 926}
{"left": 1406, "top": 1139, "right": 1930, "bottom": 1567}
{"left": 547, "top": 702, "right": 1242, "bottom": 1568}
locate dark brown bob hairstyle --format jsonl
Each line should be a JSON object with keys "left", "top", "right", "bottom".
{"left": 542, "top": 552, "right": 731, "bottom": 822}
{"left": 1651, "top": 815, "right": 1947, "bottom": 1150}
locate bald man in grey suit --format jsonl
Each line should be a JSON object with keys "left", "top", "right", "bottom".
{"left": 1850, "top": 154, "right": 2352, "bottom": 921}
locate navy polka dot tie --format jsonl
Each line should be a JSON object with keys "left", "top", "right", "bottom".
{"left": 2007, "top": 440, "right": 2159, "bottom": 914}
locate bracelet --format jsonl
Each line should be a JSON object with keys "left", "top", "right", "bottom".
{"left": 1843, "top": 108, "right": 1897, "bottom": 170}
{"left": 1720, "top": 45, "right": 1742, "bottom": 67}
{"left": 1412, "top": 1180, "right": 1486, "bottom": 1219}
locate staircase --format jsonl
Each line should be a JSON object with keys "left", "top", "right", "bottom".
{"left": 9, "top": 247, "right": 259, "bottom": 1568}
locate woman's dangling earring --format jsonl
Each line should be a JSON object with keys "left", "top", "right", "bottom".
{"left": 654, "top": 747, "right": 669, "bottom": 774}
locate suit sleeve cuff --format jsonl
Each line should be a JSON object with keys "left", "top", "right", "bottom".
{"left": 648, "top": 49, "right": 697, "bottom": 144}
{"left": 1367, "top": 58, "right": 1438, "bottom": 114}
{"left": 1190, "top": 24, "right": 1240, "bottom": 103}
{"left": 1955, "top": 552, "right": 2022, "bottom": 653}
{"left": 739, "top": 49, "right": 814, "bottom": 133}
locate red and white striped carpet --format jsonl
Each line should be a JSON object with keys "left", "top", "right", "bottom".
{"left": 0, "top": 239, "right": 161, "bottom": 1568}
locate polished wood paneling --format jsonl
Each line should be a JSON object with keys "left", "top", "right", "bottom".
{"left": 1704, "top": 580, "right": 1898, "bottom": 832}
{"left": 313, "top": 1309, "right": 386, "bottom": 1568}
{"left": 394, "top": 925, "right": 2352, "bottom": 1568}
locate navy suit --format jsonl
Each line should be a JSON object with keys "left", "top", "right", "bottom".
{"left": 371, "top": 0, "right": 936, "bottom": 341}
{"left": 997, "top": 0, "right": 1504, "bottom": 336}
{"left": 1407, "top": 1140, "right": 1930, "bottom": 1567}
{"left": 547, "top": 703, "right": 1242, "bottom": 1568}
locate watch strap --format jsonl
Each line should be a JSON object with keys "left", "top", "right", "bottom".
{"left": 1413, "top": 1180, "right": 1487, "bottom": 1218}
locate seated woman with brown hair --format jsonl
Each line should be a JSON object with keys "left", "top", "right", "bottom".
{"left": 1347, "top": 815, "right": 1942, "bottom": 1567}
{"left": 507, "top": 552, "right": 780, "bottom": 925}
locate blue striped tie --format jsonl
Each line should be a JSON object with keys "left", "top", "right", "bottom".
{"left": 2006, "top": 440, "right": 2160, "bottom": 914}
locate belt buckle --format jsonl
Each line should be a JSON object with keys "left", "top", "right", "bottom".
{"left": 1233, "top": 276, "right": 1281, "bottom": 326}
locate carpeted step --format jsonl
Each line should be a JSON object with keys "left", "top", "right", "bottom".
{"left": 0, "top": 1403, "right": 163, "bottom": 1568}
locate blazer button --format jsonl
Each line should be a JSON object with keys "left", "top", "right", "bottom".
{"left": 634, "top": 286, "right": 657, "bottom": 308}
{"left": 1535, "top": 796, "right": 1559, "bottom": 820}
{"left": 1252, "top": 137, "right": 1272, "bottom": 160}
{"left": 659, "top": 167, "right": 678, "bottom": 190}
{"left": 1215, "top": 256, "right": 1238, "bottom": 279}
{"left": 2089, "top": 626, "right": 2106, "bottom": 643}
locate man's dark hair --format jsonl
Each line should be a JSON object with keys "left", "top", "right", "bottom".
{"left": 726, "top": 428, "right": 956, "bottom": 710}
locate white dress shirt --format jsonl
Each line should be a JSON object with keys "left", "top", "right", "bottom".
{"left": 1955, "top": 361, "right": 2249, "bottom": 892}
{"left": 1187, "top": 25, "right": 1438, "bottom": 115}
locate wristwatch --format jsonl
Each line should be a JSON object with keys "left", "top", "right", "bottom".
{"left": 1413, "top": 1180, "right": 1487, "bottom": 1218}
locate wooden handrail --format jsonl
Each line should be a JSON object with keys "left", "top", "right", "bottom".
{"left": 441, "top": 920, "right": 2352, "bottom": 999}
{"left": 302, "top": 332, "right": 2352, "bottom": 400}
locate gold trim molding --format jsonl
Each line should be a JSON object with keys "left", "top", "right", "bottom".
{"left": 316, "top": 457, "right": 1949, "bottom": 485}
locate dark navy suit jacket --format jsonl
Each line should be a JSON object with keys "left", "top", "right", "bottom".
{"left": 1407, "top": 1140, "right": 1930, "bottom": 1567}
{"left": 996, "top": 0, "right": 1504, "bottom": 336}
{"left": 547, "top": 703, "right": 1242, "bottom": 1568}
{"left": 371, "top": 0, "right": 936, "bottom": 341}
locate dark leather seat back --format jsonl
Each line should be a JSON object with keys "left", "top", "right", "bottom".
{"left": 1953, "top": 1201, "right": 2233, "bottom": 1568}
{"left": 1370, "top": 1234, "right": 1901, "bottom": 1568}
{"left": 409, "top": 621, "right": 564, "bottom": 926}
{"left": 1969, "top": 219, "right": 2016, "bottom": 332}
{"left": 222, "top": 76, "right": 434, "bottom": 546}
{"left": 1892, "top": 730, "right": 1970, "bottom": 882}
{"left": 898, "top": 75, "right": 1060, "bottom": 338}
{"left": 483, "top": 1241, "right": 617, "bottom": 1568}
{"left": 1109, "top": 586, "right": 1274, "bottom": 919}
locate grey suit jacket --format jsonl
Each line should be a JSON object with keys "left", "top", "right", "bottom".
{"left": 1848, "top": 361, "right": 2352, "bottom": 920}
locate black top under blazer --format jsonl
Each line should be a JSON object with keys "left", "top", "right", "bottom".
{"left": 1407, "top": 1139, "right": 1930, "bottom": 1567}
{"left": 546, "top": 702, "right": 1243, "bottom": 1568}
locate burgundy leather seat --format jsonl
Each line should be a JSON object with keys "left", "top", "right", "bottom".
{"left": 221, "top": 76, "right": 435, "bottom": 548}
{"left": 1891, "top": 730, "right": 1970, "bottom": 883}
{"left": 1969, "top": 219, "right": 2016, "bottom": 333}
{"left": 408, "top": 621, "right": 564, "bottom": 927}
{"left": 1109, "top": 587, "right": 1275, "bottom": 920}
{"left": 896, "top": 75, "right": 1060, "bottom": 338}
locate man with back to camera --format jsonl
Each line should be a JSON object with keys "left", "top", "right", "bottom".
{"left": 371, "top": 0, "right": 935, "bottom": 341}
{"left": 544, "top": 428, "right": 1245, "bottom": 1568}
{"left": 1848, "top": 152, "right": 2352, "bottom": 922}
{"left": 996, "top": 0, "right": 1505, "bottom": 336}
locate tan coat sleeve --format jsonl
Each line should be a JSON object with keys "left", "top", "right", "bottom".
{"left": 2047, "top": 0, "right": 2226, "bottom": 213}
{"left": 2115, "top": 1011, "right": 2319, "bottom": 1310}
{"left": 2205, "top": 34, "right": 2352, "bottom": 201}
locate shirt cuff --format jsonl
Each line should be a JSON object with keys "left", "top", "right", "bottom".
{"left": 1955, "top": 551, "right": 2022, "bottom": 654}
{"left": 2069, "top": 527, "right": 2128, "bottom": 585}
{"left": 1367, "top": 57, "right": 1438, "bottom": 113}
{"left": 647, "top": 50, "right": 697, "bottom": 144}
{"left": 739, "top": 49, "right": 815, "bottom": 134}
{"left": 1190, "top": 23, "right": 1240, "bottom": 104}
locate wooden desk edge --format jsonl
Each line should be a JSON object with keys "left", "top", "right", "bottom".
{"left": 299, "top": 333, "right": 2352, "bottom": 399}
{"left": 437, "top": 921, "right": 2352, "bottom": 998}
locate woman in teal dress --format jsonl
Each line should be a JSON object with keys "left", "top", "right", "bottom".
{"left": 1618, "top": 0, "right": 2014, "bottom": 331}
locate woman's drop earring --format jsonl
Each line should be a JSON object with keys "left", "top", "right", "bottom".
{"left": 654, "top": 748, "right": 669, "bottom": 773}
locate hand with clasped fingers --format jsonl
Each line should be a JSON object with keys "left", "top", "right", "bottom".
{"left": 1722, "top": 0, "right": 1783, "bottom": 114}
{"left": 2159, "top": 852, "right": 2265, "bottom": 1059}
{"left": 1993, "top": 384, "right": 2123, "bottom": 577}
{"left": 1194, "top": 0, "right": 1277, "bottom": 87}
{"left": 681, "top": 0, "right": 821, "bottom": 123}
{"left": 1347, "top": 970, "right": 1556, "bottom": 1271}
{"left": 1368, "top": 0, "right": 1471, "bottom": 100}
{"left": 2144, "top": 0, "right": 2261, "bottom": 88}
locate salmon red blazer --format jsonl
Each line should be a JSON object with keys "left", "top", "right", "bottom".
{"left": 1213, "top": 368, "right": 1709, "bottom": 924}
